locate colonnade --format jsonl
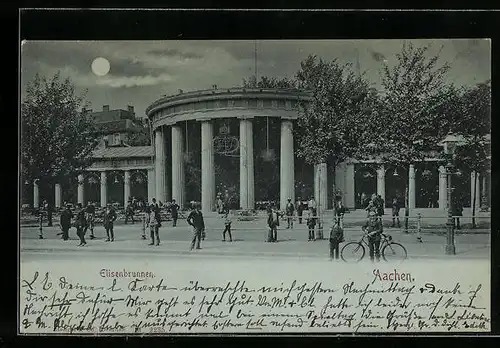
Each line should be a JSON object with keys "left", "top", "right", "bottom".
{"left": 154, "top": 118, "right": 296, "bottom": 213}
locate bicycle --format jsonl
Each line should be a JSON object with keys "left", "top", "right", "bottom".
{"left": 340, "top": 230, "right": 407, "bottom": 262}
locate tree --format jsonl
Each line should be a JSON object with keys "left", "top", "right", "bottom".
{"left": 127, "top": 118, "right": 152, "bottom": 146}
{"left": 450, "top": 81, "right": 491, "bottom": 227}
{"left": 295, "top": 55, "right": 378, "bottom": 219}
{"left": 21, "top": 72, "right": 99, "bottom": 204}
{"left": 368, "top": 43, "right": 456, "bottom": 231}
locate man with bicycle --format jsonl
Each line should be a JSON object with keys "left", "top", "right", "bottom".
{"left": 363, "top": 211, "right": 383, "bottom": 262}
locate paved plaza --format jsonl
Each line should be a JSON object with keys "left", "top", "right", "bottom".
{"left": 20, "top": 209, "right": 491, "bottom": 262}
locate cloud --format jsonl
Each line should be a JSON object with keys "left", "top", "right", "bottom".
{"left": 94, "top": 73, "right": 174, "bottom": 88}
{"left": 147, "top": 48, "right": 203, "bottom": 60}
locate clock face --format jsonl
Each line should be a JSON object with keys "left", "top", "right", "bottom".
{"left": 91, "top": 57, "right": 111, "bottom": 76}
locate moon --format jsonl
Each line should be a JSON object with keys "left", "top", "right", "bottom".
{"left": 91, "top": 57, "right": 110, "bottom": 76}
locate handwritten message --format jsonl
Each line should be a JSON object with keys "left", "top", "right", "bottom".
{"left": 19, "top": 260, "right": 490, "bottom": 334}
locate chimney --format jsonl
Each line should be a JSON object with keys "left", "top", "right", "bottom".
{"left": 103, "top": 105, "right": 110, "bottom": 111}
{"left": 127, "top": 105, "right": 135, "bottom": 115}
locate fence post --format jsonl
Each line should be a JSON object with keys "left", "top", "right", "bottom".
{"left": 417, "top": 213, "right": 422, "bottom": 243}
{"left": 39, "top": 212, "right": 44, "bottom": 239}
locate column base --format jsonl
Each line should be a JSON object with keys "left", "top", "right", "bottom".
{"left": 445, "top": 244, "right": 456, "bottom": 255}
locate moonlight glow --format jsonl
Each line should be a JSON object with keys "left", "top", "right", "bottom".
{"left": 91, "top": 57, "right": 111, "bottom": 76}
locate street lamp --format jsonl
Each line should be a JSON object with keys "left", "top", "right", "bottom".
{"left": 439, "top": 132, "right": 461, "bottom": 255}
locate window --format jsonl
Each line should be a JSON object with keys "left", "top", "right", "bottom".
{"left": 263, "top": 99, "right": 273, "bottom": 108}
{"left": 114, "top": 133, "right": 121, "bottom": 145}
{"left": 206, "top": 100, "right": 215, "bottom": 109}
{"left": 248, "top": 99, "right": 258, "bottom": 108}
{"left": 278, "top": 100, "right": 286, "bottom": 108}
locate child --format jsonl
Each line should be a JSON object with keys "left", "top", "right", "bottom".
{"left": 307, "top": 211, "right": 316, "bottom": 241}
{"left": 329, "top": 216, "right": 344, "bottom": 260}
{"left": 222, "top": 209, "right": 233, "bottom": 242}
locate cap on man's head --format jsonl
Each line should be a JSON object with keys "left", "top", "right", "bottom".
{"left": 288, "top": 198, "right": 291, "bottom": 201}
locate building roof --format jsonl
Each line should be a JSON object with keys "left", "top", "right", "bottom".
{"left": 93, "top": 146, "right": 154, "bottom": 159}
{"left": 91, "top": 109, "right": 135, "bottom": 123}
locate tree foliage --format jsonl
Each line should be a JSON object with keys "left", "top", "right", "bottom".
{"left": 367, "top": 43, "right": 456, "bottom": 166}
{"left": 21, "top": 72, "right": 99, "bottom": 186}
{"left": 127, "top": 118, "right": 152, "bottom": 146}
{"left": 294, "top": 55, "right": 377, "bottom": 167}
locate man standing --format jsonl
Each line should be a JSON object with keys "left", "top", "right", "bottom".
{"left": 169, "top": 199, "right": 180, "bottom": 227}
{"left": 285, "top": 198, "right": 295, "bottom": 229}
{"left": 391, "top": 197, "right": 401, "bottom": 228}
{"left": 308, "top": 197, "right": 317, "bottom": 216}
{"left": 103, "top": 203, "right": 117, "bottom": 242}
{"left": 296, "top": 197, "right": 304, "bottom": 224}
{"left": 84, "top": 201, "right": 96, "bottom": 239}
{"left": 146, "top": 203, "right": 162, "bottom": 246}
{"left": 363, "top": 211, "right": 383, "bottom": 262}
{"left": 60, "top": 204, "right": 73, "bottom": 241}
{"left": 75, "top": 203, "right": 87, "bottom": 246}
{"left": 267, "top": 204, "right": 280, "bottom": 242}
{"left": 187, "top": 203, "right": 205, "bottom": 250}
{"left": 376, "top": 194, "right": 385, "bottom": 218}
{"left": 124, "top": 199, "right": 135, "bottom": 224}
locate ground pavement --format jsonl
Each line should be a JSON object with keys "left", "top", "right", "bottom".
{"left": 20, "top": 215, "right": 490, "bottom": 262}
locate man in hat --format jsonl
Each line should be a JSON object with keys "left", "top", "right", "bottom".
{"left": 285, "top": 198, "right": 295, "bottom": 229}
{"left": 59, "top": 204, "right": 73, "bottom": 241}
{"left": 74, "top": 203, "right": 87, "bottom": 246}
{"left": 84, "top": 201, "right": 96, "bottom": 239}
{"left": 146, "top": 202, "right": 162, "bottom": 246}
{"left": 103, "top": 203, "right": 117, "bottom": 242}
{"left": 124, "top": 198, "right": 135, "bottom": 224}
{"left": 362, "top": 211, "right": 383, "bottom": 262}
{"left": 267, "top": 203, "right": 280, "bottom": 242}
{"left": 187, "top": 203, "right": 205, "bottom": 250}
{"left": 169, "top": 199, "right": 180, "bottom": 227}
{"left": 296, "top": 197, "right": 304, "bottom": 224}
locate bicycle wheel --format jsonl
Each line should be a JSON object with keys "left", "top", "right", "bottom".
{"left": 341, "top": 242, "right": 365, "bottom": 262}
{"left": 382, "top": 242, "right": 407, "bottom": 262}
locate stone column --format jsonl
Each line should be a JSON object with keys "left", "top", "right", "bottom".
{"left": 481, "top": 173, "right": 488, "bottom": 208}
{"left": 77, "top": 174, "right": 85, "bottom": 205}
{"left": 247, "top": 120, "right": 255, "bottom": 210}
{"left": 124, "top": 170, "right": 131, "bottom": 206}
{"left": 147, "top": 168, "right": 155, "bottom": 203}
{"left": 376, "top": 164, "right": 385, "bottom": 202}
{"left": 201, "top": 120, "right": 215, "bottom": 212}
{"left": 100, "top": 171, "right": 107, "bottom": 207}
{"left": 239, "top": 118, "right": 254, "bottom": 210}
{"left": 345, "top": 163, "right": 355, "bottom": 208}
{"left": 471, "top": 171, "right": 481, "bottom": 211}
{"left": 54, "top": 183, "right": 62, "bottom": 208}
{"left": 280, "top": 120, "right": 295, "bottom": 210}
{"left": 155, "top": 127, "right": 167, "bottom": 203}
{"left": 314, "top": 163, "right": 328, "bottom": 214}
{"left": 438, "top": 165, "right": 447, "bottom": 209}
{"left": 408, "top": 164, "right": 416, "bottom": 210}
{"left": 33, "top": 180, "right": 40, "bottom": 209}
{"left": 171, "top": 124, "right": 185, "bottom": 208}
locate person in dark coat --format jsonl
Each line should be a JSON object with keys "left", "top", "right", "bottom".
{"left": 267, "top": 204, "right": 280, "bottom": 242}
{"left": 75, "top": 203, "right": 87, "bottom": 246}
{"left": 391, "top": 197, "right": 401, "bottom": 228}
{"left": 221, "top": 208, "right": 233, "bottom": 242}
{"left": 169, "top": 199, "right": 180, "bottom": 227}
{"left": 146, "top": 203, "right": 162, "bottom": 246}
{"left": 187, "top": 203, "right": 205, "bottom": 250}
{"left": 376, "top": 195, "right": 385, "bottom": 217}
{"left": 306, "top": 210, "right": 316, "bottom": 241}
{"left": 329, "top": 216, "right": 344, "bottom": 260}
{"left": 103, "top": 203, "right": 117, "bottom": 242}
{"left": 59, "top": 204, "right": 73, "bottom": 241}
{"left": 84, "top": 202, "right": 96, "bottom": 239}
{"left": 296, "top": 197, "right": 304, "bottom": 224}
{"left": 363, "top": 211, "right": 383, "bottom": 262}
{"left": 335, "top": 199, "right": 346, "bottom": 225}
{"left": 285, "top": 198, "right": 295, "bottom": 229}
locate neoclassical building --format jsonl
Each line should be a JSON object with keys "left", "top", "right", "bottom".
{"left": 27, "top": 87, "right": 491, "bottom": 213}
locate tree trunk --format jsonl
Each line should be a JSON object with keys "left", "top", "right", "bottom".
{"left": 332, "top": 165, "right": 337, "bottom": 218}
{"left": 472, "top": 171, "right": 477, "bottom": 229}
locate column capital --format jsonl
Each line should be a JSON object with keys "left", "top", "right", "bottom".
{"left": 237, "top": 116, "right": 255, "bottom": 120}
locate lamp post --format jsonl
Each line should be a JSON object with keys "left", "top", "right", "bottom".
{"left": 440, "top": 132, "right": 460, "bottom": 255}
